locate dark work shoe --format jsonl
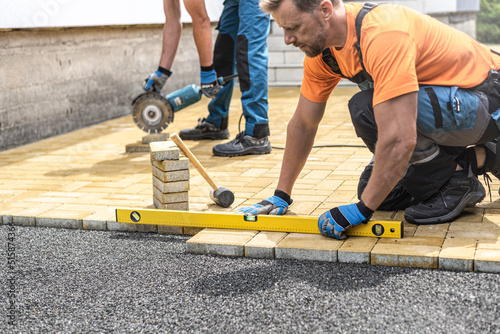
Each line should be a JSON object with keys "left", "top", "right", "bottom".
{"left": 212, "top": 132, "right": 271, "bottom": 157}
{"left": 481, "top": 140, "right": 500, "bottom": 180}
{"left": 179, "top": 118, "right": 229, "bottom": 140}
{"left": 404, "top": 168, "right": 485, "bottom": 224}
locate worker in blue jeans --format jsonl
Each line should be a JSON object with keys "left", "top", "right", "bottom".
{"left": 179, "top": 0, "right": 272, "bottom": 157}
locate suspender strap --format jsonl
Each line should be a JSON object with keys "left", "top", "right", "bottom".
{"left": 355, "top": 3, "right": 378, "bottom": 77}
{"left": 492, "top": 49, "right": 500, "bottom": 57}
{"left": 321, "top": 48, "right": 346, "bottom": 78}
{"left": 321, "top": 3, "right": 379, "bottom": 85}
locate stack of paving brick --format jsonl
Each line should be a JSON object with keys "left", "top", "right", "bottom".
{"left": 149, "top": 140, "right": 190, "bottom": 211}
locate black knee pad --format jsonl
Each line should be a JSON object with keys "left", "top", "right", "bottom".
{"left": 214, "top": 33, "right": 235, "bottom": 77}
{"left": 236, "top": 35, "right": 250, "bottom": 92}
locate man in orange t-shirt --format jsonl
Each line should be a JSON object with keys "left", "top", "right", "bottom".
{"left": 238, "top": 0, "right": 500, "bottom": 238}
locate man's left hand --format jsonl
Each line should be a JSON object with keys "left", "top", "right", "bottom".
{"left": 318, "top": 202, "right": 374, "bottom": 239}
{"left": 200, "top": 68, "right": 220, "bottom": 98}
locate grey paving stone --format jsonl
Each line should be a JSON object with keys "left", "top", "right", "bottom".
{"left": 13, "top": 215, "right": 36, "bottom": 226}
{"left": 36, "top": 217, "right": 82, "bottom": 229}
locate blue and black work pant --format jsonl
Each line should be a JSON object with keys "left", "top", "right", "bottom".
{"left": 206, "top": 0, "right": 270, "bottom": 138}
{"left": 349, "top": 78, "right": 500, "bottom": 209}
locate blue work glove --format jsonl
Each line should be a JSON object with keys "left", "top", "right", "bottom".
{"left": 238, "top": 190, "right": 292, "bottom": 216}
{"left": 200, "top": 67, "right": 219, "bottom": 98}
{"left": 143, "top": 67, "right": 171, "bottom": 93}
{"left": 318, "top": 201, "right": 374, "bottom": 240}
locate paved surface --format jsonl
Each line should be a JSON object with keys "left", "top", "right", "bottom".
{"left": 1, "top": 225, "right": 499, "bottom": 333}
{"left": 0, "top": 87, "right": 499, "bottom": 273}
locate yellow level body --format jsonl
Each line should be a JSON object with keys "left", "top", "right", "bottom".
{"left": 116, "top": 208, "right": 403, "bottom": 239}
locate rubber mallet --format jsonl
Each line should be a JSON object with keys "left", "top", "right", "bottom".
{"left": 170, "top": 133, "right": 235, "bottom": 208}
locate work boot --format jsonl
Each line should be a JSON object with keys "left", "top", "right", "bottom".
{"left": 404, "top": 168, "right": 485, "bottom": 224}
{"left": 179, "top": 118, "right": 229, "bottom": 140}
{"left": 212, "top": 132, "right": 271, "bottom": 157}
{"left": 480, "top": 140, "right": 500, "bottom": 181}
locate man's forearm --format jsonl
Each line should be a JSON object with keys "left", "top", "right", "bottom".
{"left": 360, "top": 92, "right": 418, "bottom": 210}
{"left": 276, "top": 118, "right": 318, "bottom": 196}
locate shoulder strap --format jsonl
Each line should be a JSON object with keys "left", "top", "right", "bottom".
{"left": 355, "top": 3, "right": 378, "bottom": 76}
{"left": 321, "top": 48, "right": 346, "bottom": 78}
{"left": 321, "top": 3, "right": 378, "bottom": 84}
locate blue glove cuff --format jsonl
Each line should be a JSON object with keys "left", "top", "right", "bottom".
{"left": 200, "top": 69, "right": 217, "bottom": 84}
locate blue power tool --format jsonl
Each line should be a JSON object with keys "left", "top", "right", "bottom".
{"left": 132, "top": 74, "right": 238, "bottom": 134}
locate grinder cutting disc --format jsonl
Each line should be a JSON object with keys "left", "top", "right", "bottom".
{"left": 131, "top": 92, "right": 174, "bottom": 134}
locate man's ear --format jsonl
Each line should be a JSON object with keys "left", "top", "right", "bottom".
{"left": 319, "top": 0, "right": 333, "bottom": 20}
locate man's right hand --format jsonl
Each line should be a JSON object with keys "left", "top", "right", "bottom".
{"left": 143, "top": 68, "right": 169, "bottom": 93}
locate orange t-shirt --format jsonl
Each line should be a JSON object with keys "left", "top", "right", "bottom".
{"left": 301, "top": 3, "right": 500, "bottom": 106}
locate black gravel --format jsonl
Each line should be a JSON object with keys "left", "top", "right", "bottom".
{"left": 1, "top": 225, "right": 499, "bottom": 333}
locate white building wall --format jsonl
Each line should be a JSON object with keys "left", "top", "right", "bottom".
{"left": 0, "top": 0, "right": 224, "bottom": 29}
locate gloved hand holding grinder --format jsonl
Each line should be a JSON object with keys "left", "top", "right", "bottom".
{"left": 143, "top": 65, "right": 220, "bottom": 98}
{"left": 238, "top": 190, "right": 373, "bottom": 240}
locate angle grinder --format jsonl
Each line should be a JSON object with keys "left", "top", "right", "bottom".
{"left": 131, "top": 74, "right": 238, "bottom": 134}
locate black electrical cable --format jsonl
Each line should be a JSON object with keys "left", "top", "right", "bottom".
{"left": 237, "top": 113, "right": 367, "bottom": 149}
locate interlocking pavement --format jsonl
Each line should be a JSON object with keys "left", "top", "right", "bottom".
{"left": 1, "top": 87, "right": 499, "bottom": 272}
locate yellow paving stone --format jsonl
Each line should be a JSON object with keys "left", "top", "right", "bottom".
{"left": 377, "top": 236, "right": 444, "bottom": 247}
{"left": 414, "top": 224, "right": 450, "bottom": 238}
{"left": 149, "top": 141, "right": 179, "bottom": 161}
{"left": 474, "top": 249, "right": 500, "bottom": 273}
{"left": 404, "top": 226, "right": 417, "bottom": 237}
{"left": 275, "top": 233, "right": 344, "bottom": 262}
{"left": 338, "top": 237, "right": 378, "bottom": 263}
{"left": 371, "top": 243, "right": 441, "bottom": 269}
{"left": 152, "top": 177, "right": 190, "bottom": 193}
{"left": 447, "top": 222, "right": 500, "bottom": 240}
{"left": 476, "top": 239, "right": 500, "bottom": 250}
{"left": 245, "top": 231, "right": 288, "bottom": 259}
{"left": 453, "top": 208, "right": 484, "bottom": 223}
{"left": 439, "top": 238, "right": 477, "bottom": 272}
{"left": 286, "top": 201, "right": 321, "bottom": 216}
{"left": 82, "top": 208, "right": 116, "bottom": 230}
{"left": 186, "top": 228, "right": 259, "bottom": 257}
{"left": 182, "top": 227, "right": 205, "bottom": 235}
{"left": 303, "top": 170, "right": 332, "bottom": 180}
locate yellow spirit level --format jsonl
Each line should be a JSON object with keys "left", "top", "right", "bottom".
{"left": 115, "top": 208, "right": 403, "bottom": 239}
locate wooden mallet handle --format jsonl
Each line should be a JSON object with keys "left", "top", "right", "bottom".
{"left": 170, "top": 133, "right": 218, "bottom": 191}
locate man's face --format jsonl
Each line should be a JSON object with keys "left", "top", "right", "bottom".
{"left": 272, "top": 0, "right": 328, "bottom": 58}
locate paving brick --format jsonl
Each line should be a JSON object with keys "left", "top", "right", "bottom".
{"left": 149, "top": 141, "right": 179, "bottom": 161}
{"left": 125, "top": 142, "right": 150, "bottom": 153}
{"left": 371, "top": 243, "right": 441, "bottom": 269}
{"left": 474, "top": 249, "right": 500, "bottom": 273}
{"left": 377, "top": 236, "right": 444, "bottom": 247}
{"left": 151, "top": 156, "right": 190, "bottom": 172}
{"left": 275, "top": 233, "right": 344, "bottom": 262}
{"left": 182, "top": 227, "right": 205, "bottom": 235}
{"left": 107, "top": 221, "right": 138, "bottom": 232}
{"left": 136, "top": 224, "right": 158, "bottom": 233}
{"left": 414, "top": 224, "right": 450, "bottom": 238}
{"left": 158, "top": 225, "right": 183, "bottom": 235}
{"left": 245, "top": 231, "right": 288, "bottom": 259}
{"left": 338, "top": 237, "right": 378, "bottom": 264}
{"left": 153, "top": 188, "right": 189, "bottom": 204}
{"left": 152, "top": 166, "right": 189, "bottom": 182}
{"left": 476, "top": 239, "right": 500, "bottom": 250}
{"left": 142, "top": 133, "right": 168, "bottom": 144}
{"left": 152, "top": 177, "right": 190, "bottom": 193}
{"left": 186, "top": 228, "right": 259, "bottom": 257}
{"left": 439, "top": 238, "right": 477, "bottom": 272}
{"left": 36, "top": 217, "right": 83, "bottom": 229}
{"left": 153, "top": 197, "right": 189, "bottom": 210}
{"left": 447, "top": 222, "right": 500, "bottom": 240}
{"left": 13, "top": 215, "right": 36, "bottom": 226}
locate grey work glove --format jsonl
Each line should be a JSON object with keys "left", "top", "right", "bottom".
{"left": 143, "top": 67, "right": 170, "bottom": 93}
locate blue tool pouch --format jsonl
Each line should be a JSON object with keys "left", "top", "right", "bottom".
{"left": 416, "top": 86, "right": 479, "bottom": 134}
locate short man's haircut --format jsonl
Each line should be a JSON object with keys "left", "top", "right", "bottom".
{"left": 260, "top": 0, "right": 338, "bottom": 14}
